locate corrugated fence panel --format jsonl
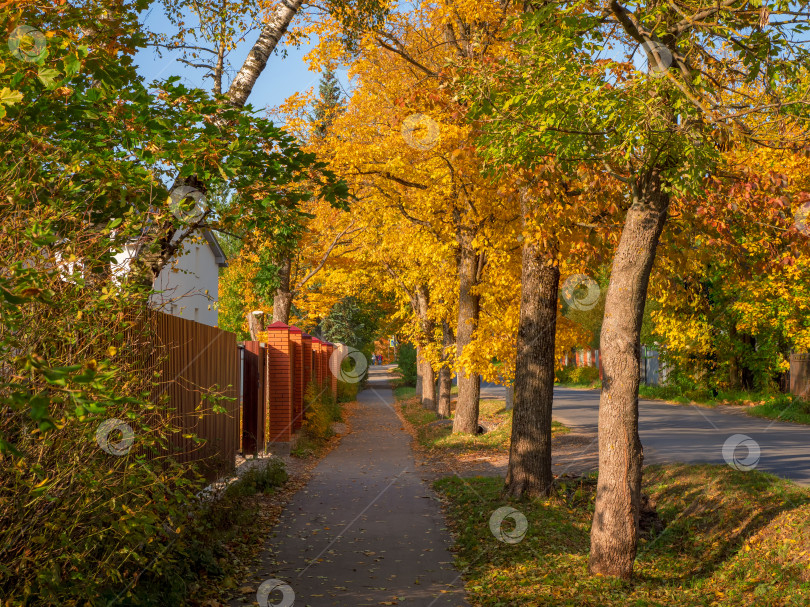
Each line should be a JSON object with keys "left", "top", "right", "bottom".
{"left": 149, "top": 310, "right": 238, "bottom": 481}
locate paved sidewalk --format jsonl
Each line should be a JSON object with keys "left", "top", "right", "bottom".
{"left": 231, "top": 366, "right": 468, "bottom": 606}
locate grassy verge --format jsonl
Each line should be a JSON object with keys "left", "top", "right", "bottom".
{"left": 435, "top": 464, "right": 810, "bottom": 606}
{"left": 556, "top": 380, "right": 602, "bottom": 389}
{"left": 638, "top": 385, "right": 810, "bottom": 425}
{"left": 394, "top": 385, "right": 416, "bottom": 399}
{"left": 398, "top": 394, "right": 568, "bottom": 454}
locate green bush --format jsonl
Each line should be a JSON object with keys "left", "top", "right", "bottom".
{"left": 301, "top": 382, "right": 343, "bottom": 443}
{"left": 396, "top": 343, "right": 418, "bottom": 386}
{"left": 556, "top": 365, "right": 600, "bottom": 385}
{"left": 224, "top": 458, "right": 288, "bottom": 498}
{"left": 337, "top": 380, "right": 359, "bottom": 402}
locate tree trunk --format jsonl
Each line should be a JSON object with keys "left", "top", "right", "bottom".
{"left": 226, "top": 0, "right": 305, "bottom": 108}
{"left": 452, "top": 227, "right": 482, "bottom": 434}
{"left": 247, "top": 311, "right": 264, "bottom": 341}
{"left": 589, "top": 170, "right": 670, "bottom": 579}
{"left": 505, "top": 233, "right": 560, "bottom": 499}
{"left": 272, "top": 256, "right": 293, "bottom": 324}
{"left": 728, "top": 322, "right": 741, "bottom": 389}
{"left": 437, "top": 321, "right": 454, "bottom": 418}
{"left": 415, "top": 346, "right": 423, "bottom": 395}
{"left": 415, "top": 285, "right": 437, "bottom": 411}
{"left": 421, "top": 359, "right": 437, "bottom": 410}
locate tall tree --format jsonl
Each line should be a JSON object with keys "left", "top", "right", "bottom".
{"left": 469, "top": 0, "right": 810, "bottom": 577}
{"left": 311, "top": 69, "right": 344, "bottom": 139}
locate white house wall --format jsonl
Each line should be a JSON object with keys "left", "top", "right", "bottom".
{"left": 150, "top": 234, "right": 220, "bottom": 327}
{"left": 112, "top": 234, "right": 222, "bottom": 328}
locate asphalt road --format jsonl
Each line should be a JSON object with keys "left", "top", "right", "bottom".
{"left": 482, "top": 384, "right": 810, "bottom": 486}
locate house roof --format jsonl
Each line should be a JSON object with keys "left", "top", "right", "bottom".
{"left": 202, "top": 230, "right": 228, "bottom": 268}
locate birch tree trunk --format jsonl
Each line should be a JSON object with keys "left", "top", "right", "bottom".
{"left": 589, "top": 168, "right": 669, "bottom": 578}
{"left": 226, "top": 0, "right": 305, "bottom": 108}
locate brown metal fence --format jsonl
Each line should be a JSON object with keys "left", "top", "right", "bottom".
{"left": 149, "top": 311, "right": 239, "bottom": 480}
{"left": 790, "top": 353, "right": 810, "bottom": 399}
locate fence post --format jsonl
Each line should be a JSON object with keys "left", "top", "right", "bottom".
{"left": 319, "top": 340, "right": 329, "bottom": 391}
{"left": 311, "top": 338, "right": 323, "bottom": 387}
{"left": 302, "top": 331, "right": 313, "bottom": 392}
{"left": 265, "top": 322, "right": 293, "bottom": 449}
{"left": 326, "top": 342, "right": 338, "bottom": 397}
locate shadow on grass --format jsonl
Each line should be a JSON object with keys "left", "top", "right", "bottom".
{"left": 435, "top": 464, "right": 810, "bottom": 606}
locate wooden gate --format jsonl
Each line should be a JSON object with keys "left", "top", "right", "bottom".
{"left": 241, "top": 341, "right": 266, "bottom": 455}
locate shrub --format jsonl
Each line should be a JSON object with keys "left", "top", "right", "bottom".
{"left": 301, "top": 382, "right": 342, "bottom": 442}
{"left": 396, "top": 343, "right": 417, "bottom": 386}
{"left": 337, "top": 380, "right": 359, "bottom": 402}
{"left": 224, "top": 458, "right": 288, "bottom": 498}
{"left": 556, "top": 365, "right": 600, "bottom": 385}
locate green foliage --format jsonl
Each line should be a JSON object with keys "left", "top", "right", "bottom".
{"left": 310, "top": 69, "right": 344, "bottom": 140}
{"left": 396, "top": 342, "right": 418, "bottom": 386}
{"left": 319, "top": 295, "right": 383, "bottom": 352}
{"left": 224, "top": 458, "right": 288, "bottom": 498}
{"left": 555, "top": 365, "right": 600, "bottom": 386}
{"left": 337, "top": 380, "right": 359, "bottom": 403}
{"left": 0, "top": 2, "right": 346, "bottom": 603}
{"left": 217, "top": 261, "right": 252, "bottom": 340}
{"left": 394, "top": 386, "right": 417, "bottom": 400}
{"left": 301, "top": 382, "right": 342, "bottom": 443}
{"left": 254, "top": 248, "right": 282, "bottom": 307}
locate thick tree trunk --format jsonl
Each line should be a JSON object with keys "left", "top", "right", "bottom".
{"left": 452, "top": 228, "right": 482, "bottom": 434}
{"left": 272, "top": 256, "right": 293, "bottom": 324}
{"left": 437, "top": 321, "right": 454, "bottom": 418}
{"left": 589, "top": 170, "right": 669, "bottom": 579}
{"left": 226, "top": 0, "right": 305, "bottom": 108}
{"left": 505, "top": 234, "right": 560, "bottom": 498}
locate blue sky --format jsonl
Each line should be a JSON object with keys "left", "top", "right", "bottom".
{"left": 133, "top": 4, "right": 351, "bottom": 118}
